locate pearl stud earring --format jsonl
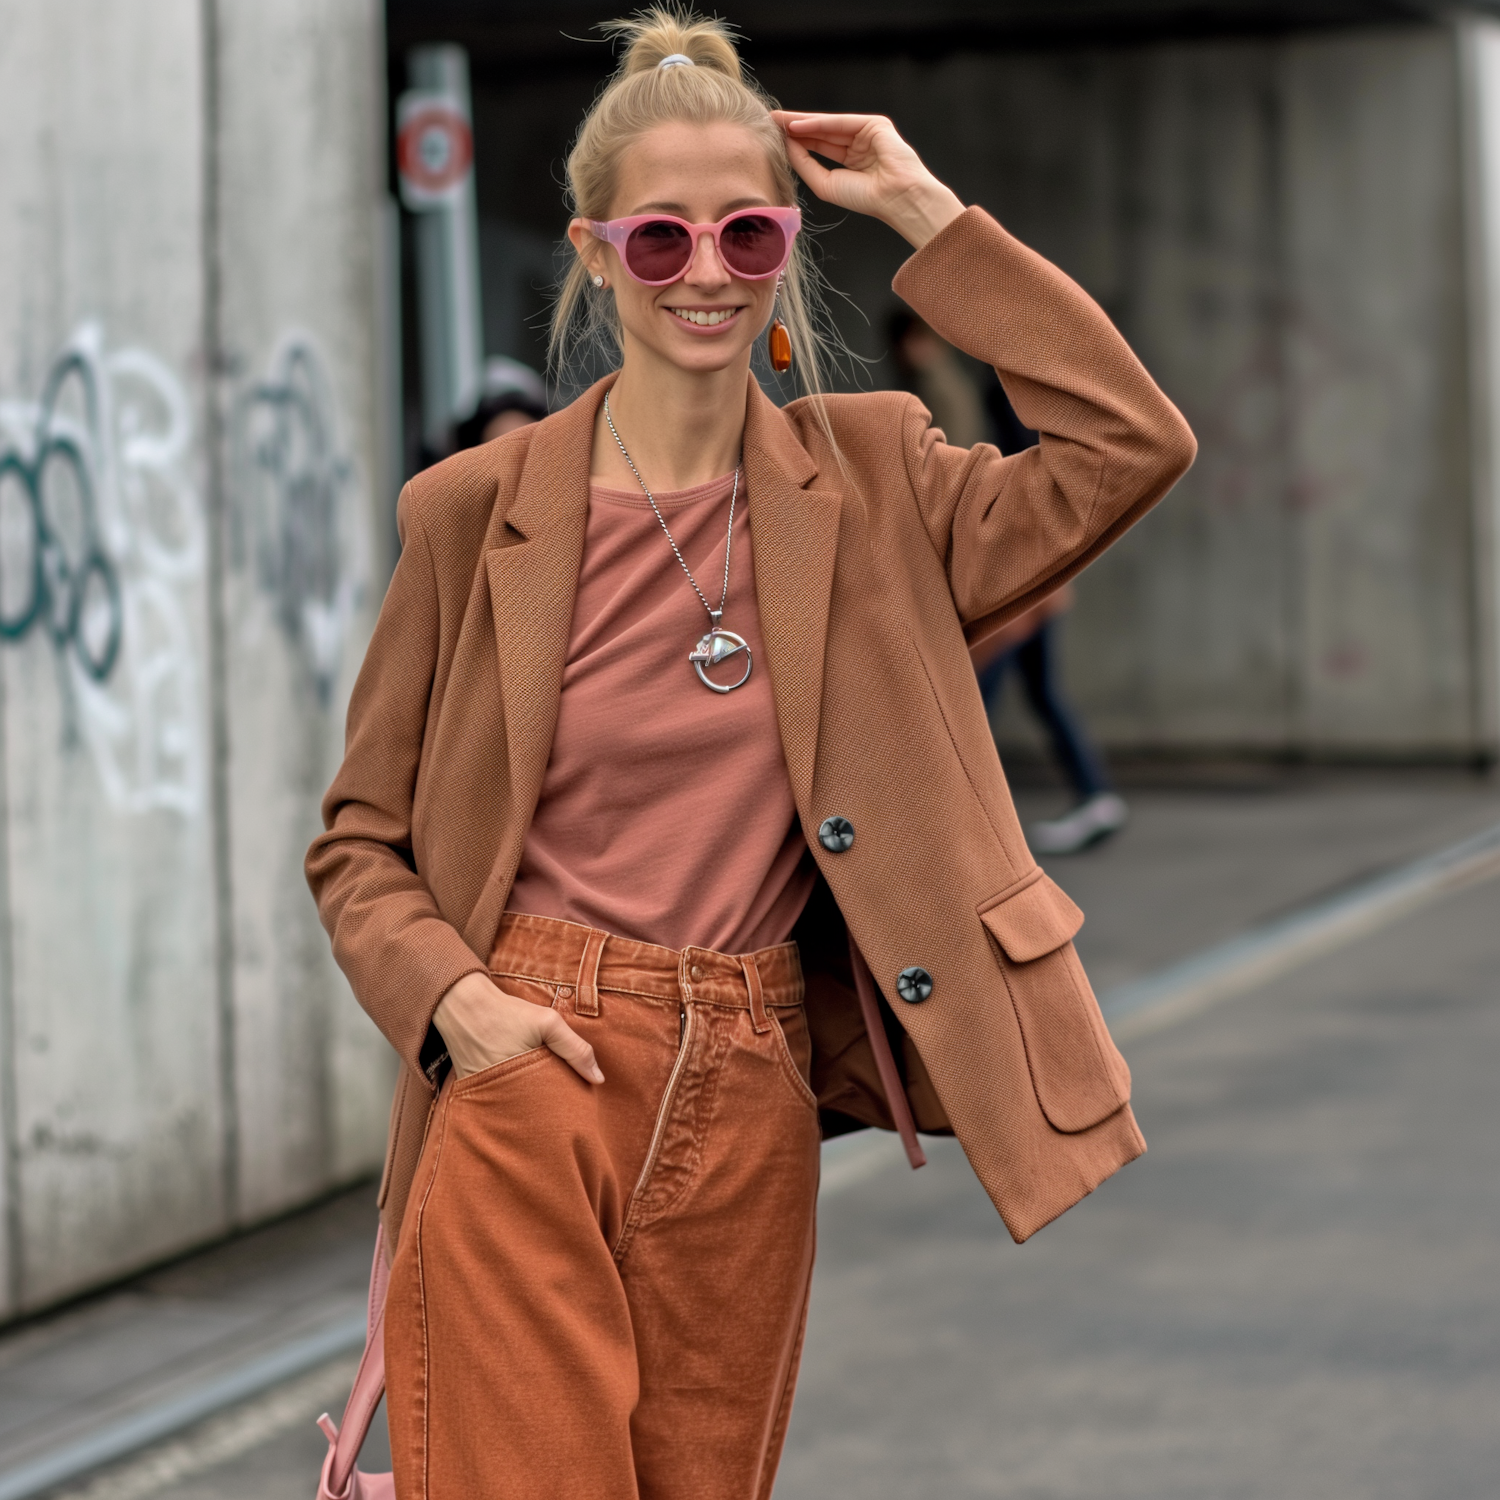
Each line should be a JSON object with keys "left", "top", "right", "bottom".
{"left": 593, "top": 274, "right": 604, "bottom": 288}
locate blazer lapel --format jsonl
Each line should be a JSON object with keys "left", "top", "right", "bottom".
{"left": 743, "top": 380, "right": 842, "bottom": 807}
{"left": 461, "top": 381, "right": 604, "bottom": 952}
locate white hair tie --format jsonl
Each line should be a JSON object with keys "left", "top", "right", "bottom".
{"left": 658, "top": 53, "right": 696, "bottom": 69}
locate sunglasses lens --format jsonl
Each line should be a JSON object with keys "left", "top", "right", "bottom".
{"left": 719, "top": 214, "right": 788, "bottom": 277}
{"left": 624, "top": 220, "right": 693, "bottom": 282}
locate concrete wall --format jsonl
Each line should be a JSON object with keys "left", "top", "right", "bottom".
{"left": 754, "top": 24, "right": 1492, "bottom": 760}
{"left": 0, "top": 0, "right": 392, "bottom": 1315}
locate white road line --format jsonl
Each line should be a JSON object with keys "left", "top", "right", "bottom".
{"left": 1101, "top": 818, "right": 1500, "bottom": 1041}
{"left": 47, "top": 1355, "right": 359, "bottom": 1500}
{"left": 0, "top": 1315, "right": 366, "bottom": 1500}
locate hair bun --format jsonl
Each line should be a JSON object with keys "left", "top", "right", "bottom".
{"left": 603, "top": 6, "right": 744, "bottom": 83}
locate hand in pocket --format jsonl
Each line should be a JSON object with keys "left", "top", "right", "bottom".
{"left": 434, "top": 973, "right": 604, "bottom": 1084}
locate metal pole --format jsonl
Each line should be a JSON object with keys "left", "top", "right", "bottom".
{"left": 400, "top": 45, "right": 484, "bottom": 452}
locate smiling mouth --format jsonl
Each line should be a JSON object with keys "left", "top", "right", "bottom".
{"left": 667, "top": 306, "right": 743, "bottom": 327}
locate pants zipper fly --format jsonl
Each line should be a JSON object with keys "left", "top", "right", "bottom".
{"left": 619, "top": 1002, "right": 693, "bottom": 1247}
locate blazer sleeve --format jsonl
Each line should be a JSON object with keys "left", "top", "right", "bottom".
{"left": 890, "top": 206, "right": 1196, "bottom": 639}
{"left": 305, "top": 484, "right": 487, "bottom": 1079}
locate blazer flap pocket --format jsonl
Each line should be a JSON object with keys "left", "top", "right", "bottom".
{"left": 979, "top": 870, "right": 1083, "bottom": 963}
{"left": 980, "top": 872, "right": 1129, "bottom": 1134}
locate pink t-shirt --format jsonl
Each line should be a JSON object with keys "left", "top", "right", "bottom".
{"left": 506, "top": 472, "right": 814, "bottom": 954}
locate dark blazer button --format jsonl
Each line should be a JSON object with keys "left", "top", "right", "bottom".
{"left": 817, "top": 815, "right": 855, "bottom": 853}
{"left": 896, "top": 966, "right": 933, "bottom": 1004}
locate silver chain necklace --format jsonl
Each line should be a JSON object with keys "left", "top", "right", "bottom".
{"left": 603, "top": 392, "right": 751, "bottom": 693}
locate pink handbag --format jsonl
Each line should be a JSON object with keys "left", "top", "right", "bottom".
{"left": 315, "top": 1227, "right": 395, "bottom": 1500}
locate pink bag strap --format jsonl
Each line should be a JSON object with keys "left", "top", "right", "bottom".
{"left": 848, "top": 938, "right": 927, "bottom": 1170}
{"left": 316, "top": 1226, "right": 395, "bottom": 1500}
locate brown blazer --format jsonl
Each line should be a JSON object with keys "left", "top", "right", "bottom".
{"left": 306, "top": 207, "right": 1196, "bottom": 1249}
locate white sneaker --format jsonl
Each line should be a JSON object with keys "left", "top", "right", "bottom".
{"left": 1028, "top": 792, "right": 1128, "bottom": 855}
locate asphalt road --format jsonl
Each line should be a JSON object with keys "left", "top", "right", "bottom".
{"left": 778, "top": 876, "right": 1500, "bottom": 1499}
{"left": 26, "top": 772, "right": 1500, "bottom": 1500}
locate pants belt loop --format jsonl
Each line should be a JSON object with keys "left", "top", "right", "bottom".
{"left": 741, "top": 955, "right": 771, "bottom": 1034}
{"left": 575, "top": 930, "right": 606, "bottom": 1017}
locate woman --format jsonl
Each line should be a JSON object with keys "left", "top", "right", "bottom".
{"left": 306, "top": 9, "right": 1195, "bottom": 1497}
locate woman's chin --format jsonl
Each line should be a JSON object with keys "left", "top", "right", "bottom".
{"left": 646, "top": 334, "right": 757, "bottom": 378}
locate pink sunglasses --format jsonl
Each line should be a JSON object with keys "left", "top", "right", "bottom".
{"left": 588, "top": 207, "right": 802, "bottom": 286}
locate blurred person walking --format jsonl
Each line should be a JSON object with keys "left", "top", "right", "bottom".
{"left": 888, "top": 305, "right": 988, "bottom": 446}
{"left": 892, "top": 312, "right": 1127, "bottom": 853}
{"left": 451, "top": 354, "right": 550, "bottom": 448}
{"left": 307, "top": 9, "right": 1193, "bottom": 1497}
{"left": 971, "top": 589, "right": 1128, "bottom": 854}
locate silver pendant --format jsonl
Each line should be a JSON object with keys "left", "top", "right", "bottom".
{"left": 689, "top": 628, "right": 752, "bottom": 693}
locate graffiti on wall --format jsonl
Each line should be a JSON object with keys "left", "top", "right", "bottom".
{"left": 0, "top": 354, "right": 122, "bottom": 680}
{"left": 0, "top": 324, "right": 204, "bottom": 815}
{"left": 0, "top": 327, "right": 368, "bottom": 812}
{"left": 231, "top": 336, "right": 368, "bottom": 706}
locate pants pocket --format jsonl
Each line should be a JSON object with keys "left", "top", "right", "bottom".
{"left": 769, "top": 1006, "right": 820, "bottom": 1113}
{"left": 448, "top": 977, "right": 561, "bottom": 1098}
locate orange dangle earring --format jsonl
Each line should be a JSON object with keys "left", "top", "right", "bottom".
{"left": 769, "top": 276, "right": 792, "bottom": 374}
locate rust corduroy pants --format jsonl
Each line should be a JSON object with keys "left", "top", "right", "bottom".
{"left": 385, "top": 912, "right": 822, "bottom": 1500}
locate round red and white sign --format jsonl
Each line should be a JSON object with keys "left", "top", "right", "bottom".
{"left": 397, "top": 102, "right": 473, "bottom": 200}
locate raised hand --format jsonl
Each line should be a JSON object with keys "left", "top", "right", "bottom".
{"left": 771, "top": 111, "right": 965, "bottom": 250}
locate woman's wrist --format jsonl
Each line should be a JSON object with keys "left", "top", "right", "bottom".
{"left": 432, "top": 972, "right": 489, "bottom": 1057}
{"left": 884, "top": 178, "right": 966, "bottom": 251}
{"left": 432, "top": 968, "right": 604, "bottom": 1085}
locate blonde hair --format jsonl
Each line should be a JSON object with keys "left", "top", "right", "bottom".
{"left": 550, "top": 7, "right": 845, "bottom": 425}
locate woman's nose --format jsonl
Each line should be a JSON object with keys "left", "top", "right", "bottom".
{"left": 686, "top": 231, "right": 730, "bottom": 287}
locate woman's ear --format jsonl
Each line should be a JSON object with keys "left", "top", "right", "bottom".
{"left": 567, "top": 220, "right": 607, "bottom": 286}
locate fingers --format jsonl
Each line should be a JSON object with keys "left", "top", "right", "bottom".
{"left": 771, "top": 109, "right": 882, "bottom": 148}
{"left": 782, "top": 133, "right": 852, "bottom": 166}
{"left": 538, "top": 1008, "right": 605, "bottom": 1085}
{"left": 771, "top": 110, "right": 864, "bottom": 166}
{"left": 775, "top": 111, "right": 900, "bottom": 167}
{"left": 782, "top": 132, "right": 841, "bottom": 200}
{"left": 781, "top": 129, "right": 853, "bottom": 169}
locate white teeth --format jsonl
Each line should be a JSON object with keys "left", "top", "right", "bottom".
{"left": 670, "top": 307, "right": 737, "bottom": 326}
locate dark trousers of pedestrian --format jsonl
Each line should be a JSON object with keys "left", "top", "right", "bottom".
{"left": 977, "top": 620, "right": 1112, "bottom": 801}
